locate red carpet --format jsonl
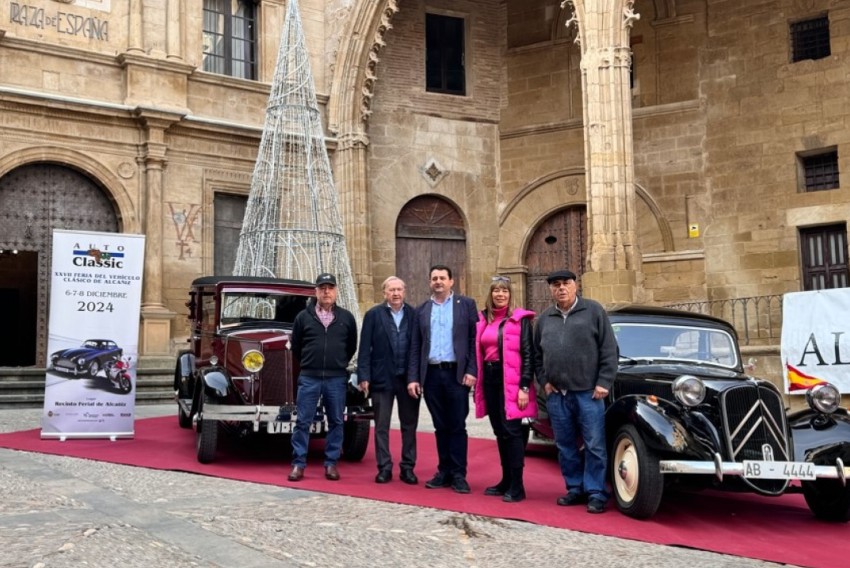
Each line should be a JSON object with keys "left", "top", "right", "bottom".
{"left": 0, "top": 416, "right": 846, "bottom": 567}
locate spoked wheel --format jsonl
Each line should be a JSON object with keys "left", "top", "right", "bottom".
{"left": 611, "top": 424, "right": 664, "bottom": 519}
{"left": 88, "top": 360, "right": 101, "bottom": 377}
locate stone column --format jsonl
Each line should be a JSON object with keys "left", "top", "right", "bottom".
{"left": 127, "top": 0, "right": 144, "bottom": 53}
{"left": 166, "top": 0, "right": 183, "bottom": 61}
{"left": 571, "top": 0, "right": 644, "bottom": 304}
{"left": 335, "top": 130, "right": 375, "bottom": 310}
{"left": 135, "top": 111, "right": 178, "bottom": 359}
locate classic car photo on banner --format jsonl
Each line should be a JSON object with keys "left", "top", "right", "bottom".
{"left": 41, "top": 229, "right": 145, "bottom": 440}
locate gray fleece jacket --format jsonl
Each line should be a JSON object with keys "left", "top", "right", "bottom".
{"left": 533, "top": 296, "right": 618, "bottom": 392}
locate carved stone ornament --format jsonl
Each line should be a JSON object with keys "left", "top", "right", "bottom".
{"left": 560, "top": 0, "right": 580, "bottom": 46}
{"left": 361, "top": 0, "right": 399, "bottom": 122}
{"left": 420, "top": 158, "right": 449, "bottom": 188}
{"left": 624, "top": 0, "right": 640, "bottom": 30}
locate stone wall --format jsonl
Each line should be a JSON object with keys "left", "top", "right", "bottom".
{"left": 701, "top": 0, "right": 850, "bottom": 301}
{"left": 366, "top": 0, "right": 504, "bottom": 304}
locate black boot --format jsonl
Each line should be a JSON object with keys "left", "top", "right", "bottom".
{"left": 503, "top": 467, "right": 526, "bottom": 503}
{"left": 484, "top": 466, "right": 510, "bottom": 496}
{"left": 485, "top": 439, "right": 510, "bottom": 496}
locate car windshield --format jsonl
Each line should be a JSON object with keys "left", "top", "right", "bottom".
{"left": 612, "top": 322, "right": 739, "bottom": 369}
{"left": 220, "top": 291, "right": 307, "bottom": 327}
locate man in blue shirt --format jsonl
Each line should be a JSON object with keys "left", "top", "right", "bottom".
{"left": 408, "top": 265, "right": 478, "bottom": 493}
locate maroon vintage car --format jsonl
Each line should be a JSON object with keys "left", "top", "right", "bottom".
{"left": 174, "top": 276, "right": 372, "bottom": 464}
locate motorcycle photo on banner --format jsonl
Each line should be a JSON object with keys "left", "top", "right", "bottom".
{"left": 41, "top": 230, "right": 145, "bottom": 440}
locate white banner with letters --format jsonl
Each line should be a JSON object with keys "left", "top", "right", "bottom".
{"left": 781, "top": 288, "right": 850, "bottom": 394}
{"left": 41, "top": 230, "right": 145, "bottom": 439}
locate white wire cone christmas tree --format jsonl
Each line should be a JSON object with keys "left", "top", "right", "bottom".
{"left": 233, "top": 0, "right": 359, "bottom": 319}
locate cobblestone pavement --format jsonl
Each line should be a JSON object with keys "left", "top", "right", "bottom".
{"left": 0, "top": 405, "right": 796, "bottom": 568}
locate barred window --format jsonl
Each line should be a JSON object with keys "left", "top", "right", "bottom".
{"left": 203, "top": 0, "right": 257, "bottom": 80}
{"left": 799, "top": 150, "right": 839, "bottom": 192}
{"left": 790, "top": 16, "right": 830, "bottom": 62}
{"left": 800, "top": 224, "right": 849, "bottom": 290}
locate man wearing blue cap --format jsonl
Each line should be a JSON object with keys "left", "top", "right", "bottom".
{"left": 534, "top": 269, "right": 617, "bottom": 513}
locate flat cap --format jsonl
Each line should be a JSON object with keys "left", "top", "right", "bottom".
{"left": 315, "top": 273, "right": 337, "bottom": 286}
{"left": 546, "top": 269, "right": 577, "bottom": 284}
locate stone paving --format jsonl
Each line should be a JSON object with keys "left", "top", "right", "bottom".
{"left": 0, "top": 405, "right": 795, "bottom": 568}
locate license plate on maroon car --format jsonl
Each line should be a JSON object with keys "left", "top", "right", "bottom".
{"left": 743, "top": 460, "right": 816, "bottom": 480}
{"left": 267, "top": 422, "right": 293, "bottom": 434}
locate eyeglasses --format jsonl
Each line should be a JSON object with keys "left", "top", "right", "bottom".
{"left": 491, "top": 275, "right": 511, "bottom": 283}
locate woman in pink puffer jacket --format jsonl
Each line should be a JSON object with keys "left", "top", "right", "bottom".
{"left": 473, "top": 275, "right": 537, "bottom": 502}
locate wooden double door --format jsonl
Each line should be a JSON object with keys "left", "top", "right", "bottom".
{"left": 0, "top": 164, "right": 118, "bottom": 366}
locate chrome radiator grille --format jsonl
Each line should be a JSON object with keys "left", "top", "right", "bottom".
{"left": 721, "top": 383, "right": 790, "bottom": 494}
{"left": 259, "top": 349, "right": 295, "bottom": 406}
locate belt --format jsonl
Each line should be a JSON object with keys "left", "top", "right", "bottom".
{"left": 484, "top": 360, "right": 502, "bottom": 368}
{"left": 428, "top": 361, "right": 457, "bottom": 370}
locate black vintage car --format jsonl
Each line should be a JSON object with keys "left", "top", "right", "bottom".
{"left": 50, "top": 339, "right": 123, "bottom": 377}
{"left": 174, "top": 276, "right": 372, "bottom": 464}
{"left": 530, "top": 305, "right": 850, "bottom": 521}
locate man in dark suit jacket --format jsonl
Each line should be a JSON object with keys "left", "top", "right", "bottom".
{"left": 407, "top": 264, "right": 478, "bottom": 494}
{"left": 357, "top": 276, "right": 420, "bottom": 485}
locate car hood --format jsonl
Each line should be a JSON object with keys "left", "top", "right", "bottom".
{"left": 52, "top": 347, "right": 96, "bottom": 359}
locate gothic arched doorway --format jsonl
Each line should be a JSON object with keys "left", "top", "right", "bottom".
{"left": 0, "top": 163, "right": 119, "bottom": 366}
{"left": 395, "top": 196, "right": 467, "bottom": 306}
{"left": 525, "top": 206, "right": 587, "bottom": 315}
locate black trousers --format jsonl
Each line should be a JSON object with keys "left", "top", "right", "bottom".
{"left": 423, "top": 365, "right": 470, "bottom": 479}
{"left": 482, "top": 362, "right": 525, "bottom": 469}
{"left": 372, "top": 374, "right": 421, "bottom": 473}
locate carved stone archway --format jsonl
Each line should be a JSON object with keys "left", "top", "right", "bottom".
{"left": 0, "top": 163, "right": 120, "bottom": 366}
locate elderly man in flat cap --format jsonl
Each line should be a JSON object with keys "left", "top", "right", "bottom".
{"left": 533, "top": 269, "right": 617, "bottom": 514}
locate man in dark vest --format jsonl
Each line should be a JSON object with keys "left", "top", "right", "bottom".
{"left": 357, "top": 276, "right": 420, "bottom": 484}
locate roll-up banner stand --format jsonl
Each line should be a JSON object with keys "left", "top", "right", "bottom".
{"left": 41, "top": 230, "right": 145, "bottom": 440}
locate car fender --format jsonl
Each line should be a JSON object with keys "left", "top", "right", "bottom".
{"left": 175, "top": 351, "right": 195, "bottom": 390}
{"left": 607, "top": 396, "right": 706, "bottom": 457}
{"left": 199, "top": 367, "right": 230, "bottom": 399}
{"left": 788, "top": 407, "right": 850, "bottom": 464}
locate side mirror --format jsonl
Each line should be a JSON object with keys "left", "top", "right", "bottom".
{"left": 744, "top": 357, "right": 757, "bottom": 373}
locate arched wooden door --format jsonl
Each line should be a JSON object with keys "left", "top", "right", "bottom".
{"left": 395, "top": 196, "right": 467, "bottom": 307}
{"left": 0, "top": 163, "right": 119, "bottom": 366}
{"left": 525, "top": 206, "right": 587, "bottom": 315}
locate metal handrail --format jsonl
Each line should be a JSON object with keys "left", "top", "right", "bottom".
{"left": 665, "top": 295, "right": 784, "bottom": 346}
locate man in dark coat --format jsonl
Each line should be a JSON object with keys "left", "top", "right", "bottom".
{"left": 357, "top": 276, "right": 420, "bottom": 484}
{"left": 408, "top": 264, "right": 478, "bottom": 494}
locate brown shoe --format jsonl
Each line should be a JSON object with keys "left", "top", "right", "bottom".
{"left": 325, "top": 465, "right": 340, "bottom": 481}
{"left": 287, "top": 466, "right": 304, "bottom": 482}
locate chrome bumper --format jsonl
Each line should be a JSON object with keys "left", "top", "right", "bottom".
{"left": 659, "top": 454, "right": 849, "bottom": 485}
{"left": 197, "top": 404, "right": 356, "bottom": 434}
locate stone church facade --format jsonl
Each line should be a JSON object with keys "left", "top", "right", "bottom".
{"left": 0, "top": 0, "right": 848, "bottom": 391}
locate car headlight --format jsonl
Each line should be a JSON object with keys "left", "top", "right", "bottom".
{"left": 806, "top": 382, "right": 841, "bottom": 414}
{"left": 242, "top": 350, "right": 265, "bottom": 373}
{"left": 672, "top": 375, "right": 706, "bottom": 407}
